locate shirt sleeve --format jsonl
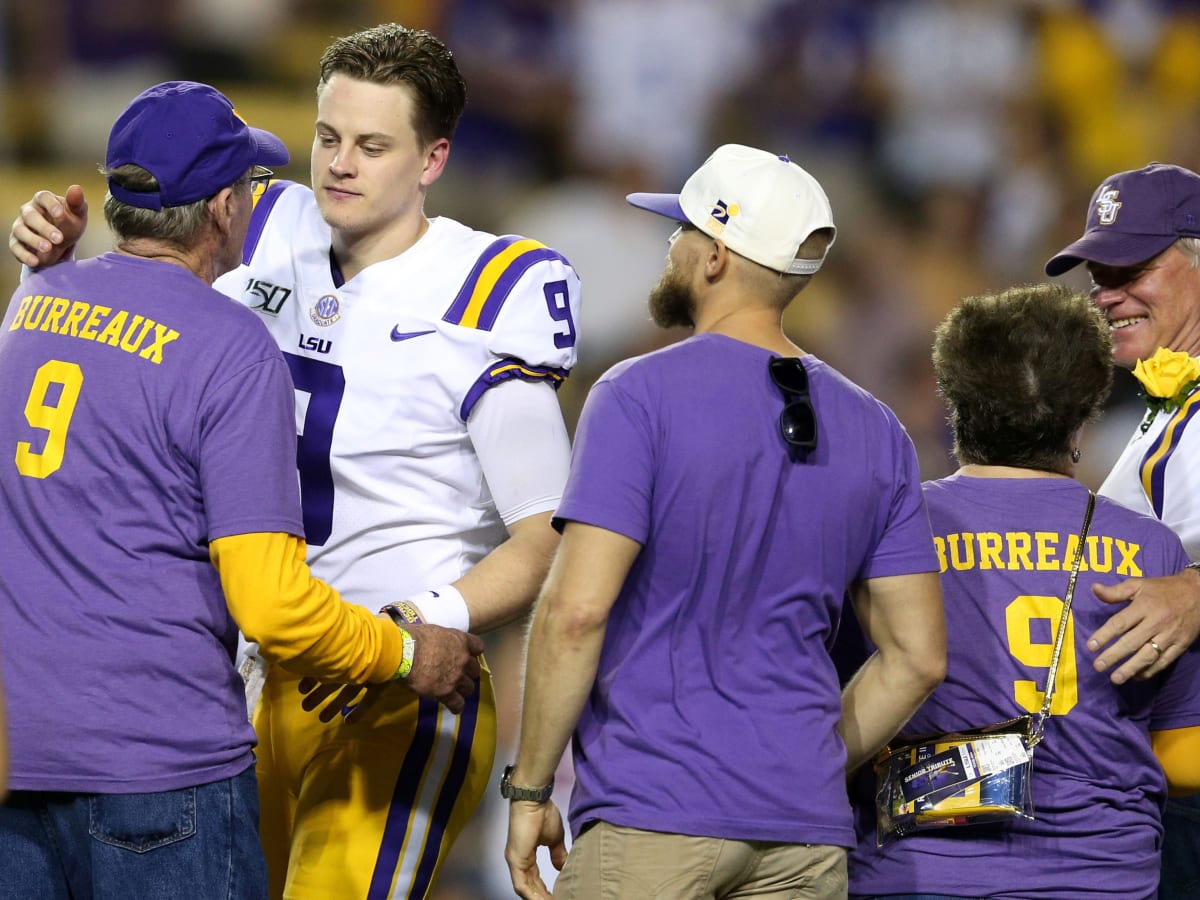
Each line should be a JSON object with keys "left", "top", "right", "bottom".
{"left": 456, "top": 240, "right": 583, "bottom": 420}
{"left": 1161, "top": 419, "right": 1200, "bottom": 559}
{"left": 210, "top": 531, "right": 402, "bottom": 683}
{"left": 484, "top": 242, "right": 582, "bottom": 373}
{"left": 553, "top": 376, "right": 654, "bottom": 544}
{"left": 1152, "top": 725, "right": 1200, "bottom": 795}
{"left": 860, "top": 409, "right": 939, "bottom": 580}
{"left": 1150, "top": 638, "right": 1200, "bottom": 733}
{"left": 196, "top": 352, "right": 306, "bottom": 540}
{"left": 467, "top": 377, "right": 570, "bottom": 526}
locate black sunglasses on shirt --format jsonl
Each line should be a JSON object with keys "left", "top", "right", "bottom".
{"left": 769, "top": 357, "right": 818, "bottom": 455}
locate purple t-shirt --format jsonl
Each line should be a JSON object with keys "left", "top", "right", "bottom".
{"left": 0, "top": 253, "right": 304, "bottom": 792}
{"left": 554, "top": 333, "right": 937, "bottom": 847}
{"left": 849, "top": 475, "right": 1200, "bottom": 899}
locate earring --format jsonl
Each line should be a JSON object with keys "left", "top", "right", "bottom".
{"left": 1070, "top": 448, "right": 1082, "bottom": 464}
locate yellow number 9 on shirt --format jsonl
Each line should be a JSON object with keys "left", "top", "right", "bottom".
{"left": 16, "top": 360, "right": 83, "bottom": 478}
{"left": 1006, "top": 594, "right": 1078, "bottom": 716}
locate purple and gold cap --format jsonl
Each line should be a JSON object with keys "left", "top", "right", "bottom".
{"left": 1046, "top": 162, "right": 1200, "bottom": 276}
{"left": 105, "top": 81, "right": 289, "bottom": 210}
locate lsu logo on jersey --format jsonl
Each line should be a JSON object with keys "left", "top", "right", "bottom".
{"left": 705, "top": 200, "right": 740, "bottom": 236}
{"left": 245, "top": 278, "right": 292, "bottom": 315}
{"left": 309, "top": 294, "right": 341, "bottom": 327}
{"left": 298, "top": 334, "right": 332, "bottom": 354}
{"left": 1095, "top": 188, "right": 1122, "bottom": 225}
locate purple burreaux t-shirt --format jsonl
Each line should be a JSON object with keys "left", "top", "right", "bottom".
{"left": 554, "top": 333, "right": 938, "bottom": 847}
{"left": 849, "top": 476, "right": 1200, "bottom": 899}
{"left": 0, "top": 253, "right": 303, "bottom": 792}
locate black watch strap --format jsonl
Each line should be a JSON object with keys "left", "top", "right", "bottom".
{"left": 499, "top": 764, "right": 553, "bottom": 803}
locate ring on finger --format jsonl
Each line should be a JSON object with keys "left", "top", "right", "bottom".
{"left": 1148, "top": 639, "right": 1165, "bottom": 659}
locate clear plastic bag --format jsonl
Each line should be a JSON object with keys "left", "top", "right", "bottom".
{"left": 874, "top": 716, "right": 1036, "bottom": 845}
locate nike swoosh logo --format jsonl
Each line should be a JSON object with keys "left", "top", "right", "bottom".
{"left": 390, "top": 327, "right": 436, "bottom": 342}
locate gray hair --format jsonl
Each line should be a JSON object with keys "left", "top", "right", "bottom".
{"left": 101, "top": 164, "right": 242, "bottom": 245}
{"left": 1177, "top": 236, "right": 1200, "bottom": 269}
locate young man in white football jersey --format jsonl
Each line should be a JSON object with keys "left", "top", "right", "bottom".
{"left": 9, "top": 24, "right": 581, "bottom": 900}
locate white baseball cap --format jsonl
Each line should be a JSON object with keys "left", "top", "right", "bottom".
{"left": 626, "top": 144, "right": 836, "bottom": 275}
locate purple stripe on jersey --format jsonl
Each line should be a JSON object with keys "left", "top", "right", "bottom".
{"left": 1142, "top": 398, "right": 1200, "bottom": 518}
{"left": 241, "top": 180, "right": 291, "bottom": 265}
{"left": 442, "top": 237, "right": 570, "bottom": 331}
{"left": 459, "top": 357, "right": 568, "bottom": 421}
{"left": 329, "top": 247, "right": 345, "bottom": 288}
{"left": 367, "top": 698, "right": 441, "bottom": 900}
{"left": 408, "top": 686, "right": 482, "bottom": 898}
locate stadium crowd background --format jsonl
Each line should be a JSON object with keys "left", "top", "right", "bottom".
{"left": 3, "top": 0, "right": 1200, "bottom": 895}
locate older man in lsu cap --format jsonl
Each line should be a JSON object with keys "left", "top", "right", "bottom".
{"left": 0, "top": 81, "right": 480, "bottom": 899}
{"left": 502, "top": 144, "right": 946, "bottom": 900}
{"left": 1047, "top": 161, "right": 1200, "bottom": 900}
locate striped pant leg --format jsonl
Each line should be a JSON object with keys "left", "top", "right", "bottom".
{"left": 256, "top": 662, "right": 497, "bottom": 900}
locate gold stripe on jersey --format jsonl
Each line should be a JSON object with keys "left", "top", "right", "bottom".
{"left": 443, "top": 236, "right": 569, "bottom": 331}
{"left": 1140, "top": 390, "right": 1200, "bottom": 519}
{"left": 489, "top": 361, "right": 566, "bottom": 383}
{"left": 451, "top": 239, "right": 545, "bottom": 329}
{"left": 8, "top": 294, "right": 180, "bottom": 364}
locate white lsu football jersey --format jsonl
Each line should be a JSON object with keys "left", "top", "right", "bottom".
{"left": 1101, "top": 393, "right": 1200, "bottom": 561}
{"left": 214, "top": 181, "right": 582, "bottom": 611}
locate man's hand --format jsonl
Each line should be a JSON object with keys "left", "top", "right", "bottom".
{"left": 297, "top": 679, "right": 386, "bottom": 724}
{"left": 8, "top": 186, "right": 89, "bottom": 268}
{"left": 404, "top": 623, "right": 484, "bottom": 710}
{"left": 297, "top": 624, "right": 484, "bottom": 719}
{"left": 505, "top": 800, "right": 566, "bottom": 900}
{"left": 1088, "top": 569, "right": 1200, "bottom": 683}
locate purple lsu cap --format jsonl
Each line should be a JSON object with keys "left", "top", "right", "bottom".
{"left": 1045, "top": 162, "right": 1200, "bottom": 276}
{"left": 105, "top": 81, "right": 289, "bottom": 210}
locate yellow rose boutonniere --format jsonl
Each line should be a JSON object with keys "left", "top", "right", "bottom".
{"left": 1132, "top": 347, "right": 1200, "bottom": 433}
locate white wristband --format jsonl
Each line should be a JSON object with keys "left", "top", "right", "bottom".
{"left": 406, "top": 584, "right": 470, "bottom": 632}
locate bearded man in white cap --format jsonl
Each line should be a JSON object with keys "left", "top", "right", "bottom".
{"left": 501, "top": 144, "right": 947, "bottom": 900}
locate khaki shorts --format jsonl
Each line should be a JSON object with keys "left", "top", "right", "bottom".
{"left": 553, "top": 820, "right": 847, "bottom": 899}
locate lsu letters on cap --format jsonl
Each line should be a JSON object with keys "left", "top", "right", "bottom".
{"left": 1046, "top": 162, "right": 1200, "bottom": 276}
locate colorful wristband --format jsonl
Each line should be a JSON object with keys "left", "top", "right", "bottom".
{"left": 387, "top": 624, "right": 415, "bottom": 681}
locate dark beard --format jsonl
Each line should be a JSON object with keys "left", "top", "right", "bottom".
{"left": 648, "top": 270, "right": 695, "bottom": 329}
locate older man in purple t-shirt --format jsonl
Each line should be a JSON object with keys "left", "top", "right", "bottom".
{"left": 502, "top": 145, "right": 947, "bottom": 899}
{"left": 0, "top": 81, "right": 480, "bottom": 900}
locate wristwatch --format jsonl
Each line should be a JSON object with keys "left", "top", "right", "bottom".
{"left": 380, "top": 600, "right": 424, "bottom": 625}
{"left": 499, "top": 764, "right": 553, "bottom": 803}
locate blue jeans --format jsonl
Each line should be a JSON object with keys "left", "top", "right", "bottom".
{"left": 1160, "top": 791, "right": 1200, "bottom": 900}
{"left": 0, "top": 765, "right": 267, "bottom": 899}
